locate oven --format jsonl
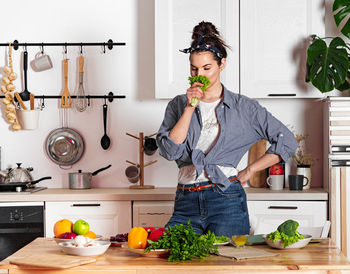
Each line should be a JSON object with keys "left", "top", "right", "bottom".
{"left": 0, "top": 202, "right": 44, "bottom": 260}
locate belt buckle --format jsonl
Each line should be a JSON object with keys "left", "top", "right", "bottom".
{"left": 189, "top": 186, "right": 197, "bottom": 193}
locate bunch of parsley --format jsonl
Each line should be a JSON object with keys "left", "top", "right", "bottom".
{"left": 145, "top": 220, "right": 218, "bottom": 261}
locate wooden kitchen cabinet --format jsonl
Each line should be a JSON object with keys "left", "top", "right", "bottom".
{"left": 155, "top": 0, "right": 325, "bottom": 99}
{"left": 248, "top": 200, "right": 327, "bottom": 237}
{"left": 44, "top": 201, "right": 131, "bottom": 238}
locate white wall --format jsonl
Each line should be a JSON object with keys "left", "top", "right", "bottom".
{"left": 0, "top": 0, "right": 330, "bottom": 189}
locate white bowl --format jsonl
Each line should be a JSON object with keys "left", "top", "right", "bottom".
{"left": 54, "top": 235, "right": 102, "bottom": 244}
{"left": 263, "top": 234, "right": 312, "bottom": 249}
{"left": 58, "top": 240, "right": 111, "bottom": 256}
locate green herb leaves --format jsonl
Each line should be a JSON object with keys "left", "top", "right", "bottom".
{"left": 188, "top": 75, "right": 211, "bottom": 107}
{"left": 145, "top": 220, "right": 218, "bottom": 262}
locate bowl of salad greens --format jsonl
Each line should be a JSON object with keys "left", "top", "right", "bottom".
{"left": 263, "top": 220, "right": 312, "bottom": 249}
{"left": 213, "top": 235, "right": 229, "bottom": 246}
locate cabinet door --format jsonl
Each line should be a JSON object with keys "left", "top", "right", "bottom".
{"left": 248, "top": 201, "right": 327, "bottom": 236}
{"left": 45, "top": 201, "right": 131, "bottom": 237}
{"left": 240, "top": 0, "right": 325, "bottom": 98}
{"left": 155, "top": 0, "right": 239, "bottom": 99}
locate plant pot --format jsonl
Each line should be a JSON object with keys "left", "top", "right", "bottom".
{"left": 296, "top": 164, "right": 311, "bottom": 190}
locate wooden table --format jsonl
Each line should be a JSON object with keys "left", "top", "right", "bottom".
{"left": 1, "top": 238, "right": 350, "bottom": 274}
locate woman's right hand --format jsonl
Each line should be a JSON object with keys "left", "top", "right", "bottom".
{"left": 186, "top": 82, "right": 204, "bottom": 107}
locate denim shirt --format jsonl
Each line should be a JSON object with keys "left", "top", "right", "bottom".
{"left": 156, "top": 85, "right": 297, "bottom": 191}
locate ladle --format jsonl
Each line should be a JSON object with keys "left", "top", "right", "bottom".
{"left": 19, "top": 51, "right": 31, "bottom": 101}
{"left": 100, "top": 100, "right": 111, "bottom": 150}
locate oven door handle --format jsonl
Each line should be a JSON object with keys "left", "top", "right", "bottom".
{"left": 0, "top": 227, "right": 42, "bottom": 233}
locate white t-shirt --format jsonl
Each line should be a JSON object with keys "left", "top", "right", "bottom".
{"left": 178, "top": 99, "right": 238, "bottom": 184}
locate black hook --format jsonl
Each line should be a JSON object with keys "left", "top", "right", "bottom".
{"left": 41, "top": 95, "right": 45, "bottom": 109}
{"left": 64, "top": 43, "right": 67, "bottom": 54}
{"left": 41, "top": 43, "right": 44, "bottom": 54}
{"left": 88, "top": 96, "right": 90, "bottom": 106}
{"left": 80, "top": 43, "right": 83, "bottom": 55}
{"left": 104, "top": 96, "right": 107, "bottom": 105}
{"left": 103, "top": 43, "right": 106, "bottom": 54}
{"left": 24, "top": 43, "right": 27, "bottom": 52}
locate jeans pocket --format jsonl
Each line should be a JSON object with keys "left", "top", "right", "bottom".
{"left": 214, "top": 182, "right": 242, "bottom": 198}
{"left": 174, "top": 189, "right": 184, "bottom": 202}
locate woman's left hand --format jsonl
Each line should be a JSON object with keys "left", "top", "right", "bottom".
{"left": 237, "top": 168, "right": 253, "bottom": 184}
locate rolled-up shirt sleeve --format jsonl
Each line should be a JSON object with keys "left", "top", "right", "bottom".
{"left": 156, "top": 98, "right": 186, "bottom": 161}
{"left": 248, "top": 99, "right": 297, "bottom": 162}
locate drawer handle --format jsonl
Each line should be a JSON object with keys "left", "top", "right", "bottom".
{"left": 71, "top": 204, "right": 101, "bottom": 207}
{"left": 268, "top": 206, "right": 298, "bottom": 210}
{"left": 146, "top": 213, "right": 165, "bottom": 215}
{"left": 267, "top": 93, "right": 296, "bottom": 97}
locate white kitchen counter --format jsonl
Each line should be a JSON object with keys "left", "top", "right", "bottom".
{"left": 0, "top": 187, "right": 328, "bottom": 202}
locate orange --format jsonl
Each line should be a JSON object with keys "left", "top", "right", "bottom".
{"left": 53, "top": 219, "right": 73, "bottom": 238}
{"left": 83, "top": 231, "right": 97, "bottom": 239}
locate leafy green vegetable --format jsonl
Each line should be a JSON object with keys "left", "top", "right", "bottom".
{"left": 145, "top": 220, "right": 218, "bottom": 262}
{"left": 188, "top": 75, "right": 211, "bottom": 107}
{"left": 267, "top": 220, "right": 305, "bottom": 248}
{"left": 214, "top": 235, "right": 228, "bottom": 243}
{"left": 277, "top": 219, "right": 299, "bottom": 237}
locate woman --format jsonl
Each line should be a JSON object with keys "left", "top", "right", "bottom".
{"left": 156, "top": 21, "right": 297, "bottom": 237}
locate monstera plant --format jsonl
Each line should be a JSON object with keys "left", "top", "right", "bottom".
{"left": 307, "top": 0, "right": 350, "bottom": 93}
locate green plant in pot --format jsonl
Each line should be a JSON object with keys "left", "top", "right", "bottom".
{"left": 306, "top": 0, "right": 350, "bottom": 93}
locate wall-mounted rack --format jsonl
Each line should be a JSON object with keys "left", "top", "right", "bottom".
{"left": 0, "top": 92, "right": 125, "bottom": 104}
{"left": 0, "top": 39, "right": 125, "bottom": 53}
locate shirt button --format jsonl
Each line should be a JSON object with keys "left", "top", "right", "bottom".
{"left": 280, "top": 133, "right": 283, "bottom": 137}
{"left": 221, "top": 106, "right": 224, "bottom": 109}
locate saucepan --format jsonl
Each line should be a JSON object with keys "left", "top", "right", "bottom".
{"left": 68, "top": 164, "right": 111, "bottom": 189}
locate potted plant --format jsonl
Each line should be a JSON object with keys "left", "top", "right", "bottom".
{"left": 293, "top": 134, "right": 315, "bottom": 189}
{"left": 307, "top": 0, "right": 350, "bottom": 93}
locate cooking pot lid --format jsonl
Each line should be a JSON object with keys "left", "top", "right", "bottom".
{"left": 45, "top": 128, "right": 84, "bottom": 166}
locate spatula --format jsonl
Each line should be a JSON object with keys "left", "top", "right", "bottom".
{"left": 61, "top": 59, "right": 71, "bottom": 108}
{"left": 30, "top": 93, "right": 35, "bottom": 110}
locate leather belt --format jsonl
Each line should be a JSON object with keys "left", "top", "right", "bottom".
{"left": 177, "top": 176, "right": 239, "bottom": 192}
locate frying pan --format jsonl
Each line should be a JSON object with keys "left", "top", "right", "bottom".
{"left": 0, "top": 176, "right": 51, "bottom": 191}
{"left": 45, "top": 128, "right": 85, "bottom": 167}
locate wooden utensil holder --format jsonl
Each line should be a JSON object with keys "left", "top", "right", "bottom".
{"left": 126, "top": 132, "right": 157, "bottom": 189}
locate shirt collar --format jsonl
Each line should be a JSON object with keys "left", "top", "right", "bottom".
{"left": 221, "top": 84, "right": 237, "bottom": 109}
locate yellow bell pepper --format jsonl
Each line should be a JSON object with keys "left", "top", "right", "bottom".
{"left": 128, "top": 227, "right": 148, "bottom": 249}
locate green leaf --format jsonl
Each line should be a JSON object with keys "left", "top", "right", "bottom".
{"left": 307, "top": 37, "right": 349, "bottom": 93}
{"left": 333, "top": 0, "right": 350, "bottom": 38}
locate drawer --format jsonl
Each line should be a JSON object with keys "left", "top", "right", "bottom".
{"left": 248, "top": 201, "right": 327, "bottom": 235}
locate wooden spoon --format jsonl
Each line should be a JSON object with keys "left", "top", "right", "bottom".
{"left": 14, "top": 92, "right": 27, "bottom": 110}
{"left": 30, "top": 93, "right": 35, "bottom": 110}
{"left": 61, "top": 59, "right": 71, "bottom": 108}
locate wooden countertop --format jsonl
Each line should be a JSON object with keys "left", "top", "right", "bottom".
{"left": 0, "top": 237, "right": 349, "bottom": 273}
{"left": 0, "top": 187, "right": 328, "bottom": 202}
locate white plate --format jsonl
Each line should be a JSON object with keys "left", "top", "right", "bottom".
{"left": 213, "top": 241, "right": 230, "bottom": 246}
{"left": 58, "top": 240, "right": 110, "bottom": 256}
{"left": 263, "top": 234, "right": 312, "bottom": 249}
{"left": 121, "top": 244, "right": 169, "bottom": 257}
{"left": 54, "top": 235, "right": 102, "bottom": 244}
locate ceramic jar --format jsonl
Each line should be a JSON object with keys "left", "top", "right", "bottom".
{"left": 296, "top": 164, "right": 312, "bottom": 190}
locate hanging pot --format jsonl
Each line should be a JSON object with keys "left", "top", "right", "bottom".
{"left": 45, "top": 127, "right": 85, "bottom": 168}
{"left": 68, "top": 164, "right": 112, "bottom": 189}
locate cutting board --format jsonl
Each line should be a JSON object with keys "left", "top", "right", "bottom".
{"left": 10, "top": 253, "right": 96, "bottom": 269}
{"left": 248, "top": 139, "right": 267, "bottom": 188}
{"left": 217, "top": 246, "right": 279, "bottom": 260}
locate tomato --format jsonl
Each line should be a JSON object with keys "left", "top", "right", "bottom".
{"left": 269, "top": 164, "right": 284, "bottom": 175}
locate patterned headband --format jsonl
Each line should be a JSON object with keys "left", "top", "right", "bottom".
{"left": 179, "top": 34, "right": 223, "bottom": 58}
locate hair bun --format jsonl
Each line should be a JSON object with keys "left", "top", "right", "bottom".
{"left": 192, "top": 21, "right": 220, "bottom": 40}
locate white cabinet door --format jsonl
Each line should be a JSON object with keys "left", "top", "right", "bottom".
{"left": 133, "top": 201, "right": 174, "bottom": 228}
{"left": 45, "top": 201, "right": 131, "bottom": 238}
{"left": 248, "top": 201, "right": 327, "bottom": 237}
{"left": 155, "top": 0, "right": 239, "bottom": 99}
{"left": 240, "top": 0, "right": 325, "bottom": 98}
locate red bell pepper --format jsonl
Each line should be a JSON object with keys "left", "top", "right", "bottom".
{"left": 148, "top": 228, "right": 167, "bottom": 242}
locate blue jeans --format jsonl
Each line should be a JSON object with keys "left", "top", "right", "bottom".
{"left": 166, "top": 179, "right": 250, "bottom": 237}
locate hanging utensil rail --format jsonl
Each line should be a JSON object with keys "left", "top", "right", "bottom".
{"left": 0, "top": 92, "right": 125, "bottom": 103}
{"left": 0, "top": 39, "right": 125, "bottom": 52}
